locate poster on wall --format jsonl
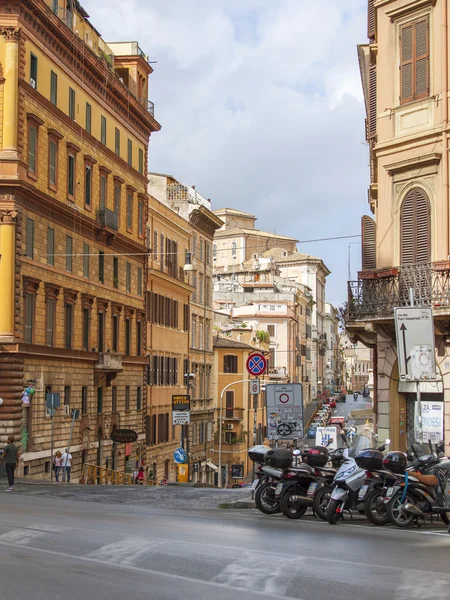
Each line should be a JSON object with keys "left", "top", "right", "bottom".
{"left": 315, "top": 427, "right": 338, "bottom": 450}
{"left": 415, "top": 402, "right": 443, "bottom": 444}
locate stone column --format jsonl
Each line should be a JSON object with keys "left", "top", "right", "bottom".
{"left": 0, "top": 27, "right": 20, "bottom": 159}
{"left": 0, "top": 210, "right": 16, "bottom": 340}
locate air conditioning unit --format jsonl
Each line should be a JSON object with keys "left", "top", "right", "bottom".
{"left": 226, "top": 424, "right": 233, "bottom": 431}
{"left": 64, "top": 405, "right": 71, "bottom": 417}
{"left": 30, "top": 78, "right": 36, "bottom": 89}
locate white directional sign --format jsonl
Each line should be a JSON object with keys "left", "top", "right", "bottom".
{"left": 172, "top": 411, "right": 190, "bottom": 425}
{"left": 250, "top": 379, "right": 260, "bottom": 395}
{"left": 394, "top": 307, "right": 436, "bottom": 381}
{"left": 266, "top": 384, "right": 303, "bottom": 440}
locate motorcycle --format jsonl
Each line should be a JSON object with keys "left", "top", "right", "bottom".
{"left": 353, "top": 392, "right": 358, "bottom": 401}
{"left": 326, "top": 433, "right": 389, "bottom": 525}
{"left": 247, "top": 446, "right": 284, "bottom": 515}
{"left": 385, "top": 443, "right": 450, "bottom": 528}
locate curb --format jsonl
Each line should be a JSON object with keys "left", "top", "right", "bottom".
{"left": 219, "top": 500, "right": 256, "bottom": 509}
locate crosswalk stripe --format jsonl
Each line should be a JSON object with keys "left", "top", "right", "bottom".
{"left": 87, "top": 537, "right": 164, "bottom": 565}
{"left": 0, "top": 528, "right": 48, "bottom": 545}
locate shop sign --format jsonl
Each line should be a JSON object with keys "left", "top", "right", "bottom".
{"left": 110, "top": 429, "right": 138, "bottom": 443}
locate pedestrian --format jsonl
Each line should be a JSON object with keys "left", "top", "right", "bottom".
{"left": 53, "top": 451, "right": 62, "bottom": 482}
{"left": 136, "top": 466, "right": 145, "bottom": 485}
{"left": 1, "top": 436, "right": 20, "bottom": 491}
{"left": 61, "top": 448, "right": 72, "bottom": 483}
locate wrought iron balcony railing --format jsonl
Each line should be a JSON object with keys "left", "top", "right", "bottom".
{"left": 347, "top": 262, "right": 450, "bottom": 320}
{"left": 97, "top": 208, "right": 119, "bottom": 231}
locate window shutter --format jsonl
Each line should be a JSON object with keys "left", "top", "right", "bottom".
{"left": 368, "top": 65, "right": 377, "bottom": 139}
{"left": 367, "top": 0, "right": 376, "bottom": 40}
{"left": 400, "top": 188, "right": 430, "bottom": 265}
{"left": 361, "top": 215, "right": 376, "bottom": 270}
{"left": 415, "top": 19, "right": 429, "bottom": 99}
{"left": 415, "top": 189, "right": 430, "bottom": 264}
{"left": 400, "top": 24, "right": 414, "bottom": 104}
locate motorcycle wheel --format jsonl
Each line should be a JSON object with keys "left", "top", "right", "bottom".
{"left": 313, "top": 485, "right": 332, "bottom": 521}
{"left": 326, "top": 498, "right": 342, "bottom": 525}
{"left": 280, "top": 486, "right": 309, "bottom": 520}
{"left": 254, "top": 482, "right": 280, "bottom": 515}
{"left": 387, "top": 491, "right": 416, "bottom": 528}
{"left": 364, "top": 488, "right": 389, "bottom": 526}
{"left": 440, "top": 512, "right": 450, "bottom": 525}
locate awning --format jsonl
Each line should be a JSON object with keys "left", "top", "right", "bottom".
{"left": 206, "top": 461, "right": 219, "bottom": 471}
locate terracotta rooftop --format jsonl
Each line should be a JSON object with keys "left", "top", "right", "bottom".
{"left": 213, "top": 336, "right": 257, "bottom": 350}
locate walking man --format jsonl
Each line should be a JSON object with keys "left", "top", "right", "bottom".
{"left": 1, "top": 436, "right": 19, "bottom": 491}
{"left": 61, "top": 448, "right": 72, "bottom": 483}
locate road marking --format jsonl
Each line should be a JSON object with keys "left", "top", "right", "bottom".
{"left": 212, "top": 551, "right": 298, "bottom": 594}
{"left": 0, "top": 528, "right": 48, "bottom": 545}
{"left": 87, "top": 537, "right": 164, "bottom": 565}
{"left": 396, "top": 572, "right": 450, "bottom": 599}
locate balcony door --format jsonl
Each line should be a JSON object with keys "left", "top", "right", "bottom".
{"left": 400, "top": 188, "right": 430, "bottom": 265}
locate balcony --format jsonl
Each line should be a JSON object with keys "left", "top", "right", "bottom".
{"left": 97, "top": 208, "right": 119, "bottom": 231}
{"left": 53, "top": 7, "right": 73, "bottom": 30}
{"left": 347, "top": 262, "right": 450, "bottom": 321}
{"left": 268, "top": 367, "right": 288, "bottom": 379}
{"left": 223, "top": 408, "right": 245, "bottom": 420}
{"left": 148, "top": 101, "right": 155, "bottom": 117}
{"left": 95, "top": 353, "right": 123, "bottom": 372}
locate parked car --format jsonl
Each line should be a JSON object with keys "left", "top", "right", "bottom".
{"left": 326, "top": 399, "right": 337, "bottom": 408}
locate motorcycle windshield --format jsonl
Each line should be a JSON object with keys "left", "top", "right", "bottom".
{"left": 347, "top": 434, "right": 378, "bottom": 459}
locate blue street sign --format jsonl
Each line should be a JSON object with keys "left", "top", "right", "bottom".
{"left": 246, "top": 353, "right": 267, "bottom": 376}
{"left": 174, "top": 447, "right": 187, "bottom": 464}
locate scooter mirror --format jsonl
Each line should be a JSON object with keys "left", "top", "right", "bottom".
{"left": 343, "top": 448, "right": 349, "bottom": 459}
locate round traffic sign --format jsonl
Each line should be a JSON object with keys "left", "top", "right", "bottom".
{"left": 174, "top": 447, "right": 187, "bottom": 464}
{"left": 279, "top": 394, "right": 290, "bottom": 404}
{"left": 246, "top": 353, "right": 267, "bottom": 376}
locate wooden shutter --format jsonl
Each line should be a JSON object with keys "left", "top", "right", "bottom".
{"left": 361, "top": 215, "right": 377, "bottom": 270}
{"left": 368, "top": 65, "right": 377, "bottom": 139}
{"left": 400, "top": 188, "right": 430, "bottom": 265}
{"left": 367, "top": 0, "right": 376, "bottom": 40}
{"left": 400, "top": 18, "right": 429, "bottom": 104}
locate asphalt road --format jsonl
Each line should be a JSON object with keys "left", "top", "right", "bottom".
{"left": 0, "top": 491, "right": 449, "bottom": 600}
{"left": 333, "top": 393, "right": 373, "bottom": 421}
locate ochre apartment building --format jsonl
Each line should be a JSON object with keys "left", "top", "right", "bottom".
{"left": 0, "top": 1, "right": 159, "bottom": 478}
{"left": 348, "top": 0, "right": 450, "bottom": 450}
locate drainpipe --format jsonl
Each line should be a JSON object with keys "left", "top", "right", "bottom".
{"left": 443, "top": 0, "right": 449, "bottom": 257}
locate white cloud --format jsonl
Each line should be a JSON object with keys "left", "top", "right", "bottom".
{"left": 85, "top": 0, "right": 369, "bottom": 305}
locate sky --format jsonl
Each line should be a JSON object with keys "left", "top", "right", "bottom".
{"left": 86, "top": 0, "right": 369, "bottom": 307}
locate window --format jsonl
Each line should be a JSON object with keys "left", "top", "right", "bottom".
{"left": 224, "top": 355, "right": 238, "bottom": 373}
{"left": 83, "top": 243, "right": 89, "bottom": 278}
{"left": 191, "top": 315, "right": 197, "bottom": 348}
{"left": 112, "top": 314, "right": 119, "bottom": 352}
{"left": 99, "top": 251, "right": 105, "bottom": 283}
{"left": 114, "top": 184, "right": 121, "bottom": 219}
{"left": 113, "top": 257, "right": 119, "bottom": 288}
{"left": 67, "top": 153, "right": 75, "bottom": 197}
{"left": 138, "top": 148, "right": 144, "bottom": 174}
{"left": 126, "top": 192, "right": 133, "bottom": 231}
{"left": 49, "top": 139, "right": 57, "bottom": 188}
{"left": 213, "top": 244, "right": 217, "bottom": 260}
{"left": 126, "top": 262, "right": 131, "bottom": 292}
{"left": 199, "top": 274, "right": 204, "bottom": 305}
{"left": 153, "top": 230, "right": 158, "bottom": 259}
{"left": 232, "top": 241, "right": 237, "bottom": 258}
{"left": 82, "top": 307, "right": 90, "bottom": 351}
{"left": 28, "top": 124, "right": 37, "bottom": 175}
{"left": 85, "top": 163, "right": 92, "bottom": 207}
{"left": 400, "top": 188, "right": 431, "bottom": 265}
{"left": 46, "top": 297, "right": 56, "bottom": 346}
{"left": 268, "top": 324, "right": 276, "bottom": 337}
{"left": 24, "top": 293, "right": 35, "bottom": 343}
{"left": 400, "top": 17, "right": 429, "bottom": 105}
{"left": 97, "top": 387, "right": 103, "bottom": 414}
{"left": 101, "top": 116, "right": 107, "bottom": 145}
{"left": 85, "top": 103, "right": 92, "bottom": 134}
{"left": 100, "top": 173, "right": 107, "bottom": 209}
{"left": 269, "top": 348, "right": 276, "bottom": 369}
{"left": 125, "top": 386, "right": 130, "bottom": 412}
{"left": 50, "top": 70, "right": 57, "bottom": 105}
{"left": 64, "top": 386, "right": 71, "bottom": 406}
{"left": 137, "top": 267, "right": 143, "bottom": 296}
{"left": 112, "top": 387, "right": 117, "bottom": 413}
{"left": 199, "top": 422, "right": 204, "bottom": 444}
{"left": 127, "top": 139, "right": 132, "bottom": 166}
{"left": 137, "top": 387, "right": 142, "bottom": 411}
{"left": 199, "top": 319, "right": 203, "bottom": 350}
{"left": 137, "top": 319, "right": 142, "bottom": 356}
{"left": 160, "top": 234, "right": 164, "bottom": 268}
{"left": 138, "top": 201, "right": 144, "bottom": 237}
{"left": 65, "top": 236, "right": 73, "bottom": 272}
{"left": 30, "top": 52, "right": 38, "bottom": 88}
{"left": 46, "top": 227, "right": 54, "bottom": 266}
{"left": 65, "top": 303, "right": 73, "bottom": 349}
{"left": 26, "top": 218, "right": 34, "bottom": 259}
{"left": 82, "top": 386, "right": 88, "bottom": 414}
{"left": 115, "top": 128, "right": 120, "bottom": 155}
{"left": 125, "top": 318, "right": 131, "bottom": 355}
{"left": 98, "top": 311, "right": 105, "bottom": 353}
{"left": 68, "top": 87, "right": 75, "bottom": 120}
{"left": 225, "top": 391, "right": 234, "bottom": 418}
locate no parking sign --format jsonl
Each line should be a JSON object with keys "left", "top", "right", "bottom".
{"left": 266, "top": 384, "right": 304, "bottom": 440}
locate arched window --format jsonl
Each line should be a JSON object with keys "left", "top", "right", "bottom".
{"left": 400, "top": 188, "right": 430, "bottom": 264}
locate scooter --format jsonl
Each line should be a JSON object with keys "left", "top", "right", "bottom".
{"left": 353, "top": 392, "right": 358, "bottom": 401}
{"left": 326, "top": 433, "right": 389, "bottom": 524}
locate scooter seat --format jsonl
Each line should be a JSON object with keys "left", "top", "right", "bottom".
{"left": 290, "top": 465, "right": 314, "bottom": 475}
{"left": 409, "top": 471, "right": 438, "bottom": 487}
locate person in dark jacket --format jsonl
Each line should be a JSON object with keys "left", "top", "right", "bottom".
{"left": 1, "top": 436, "right": 20, "bottom": 491}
